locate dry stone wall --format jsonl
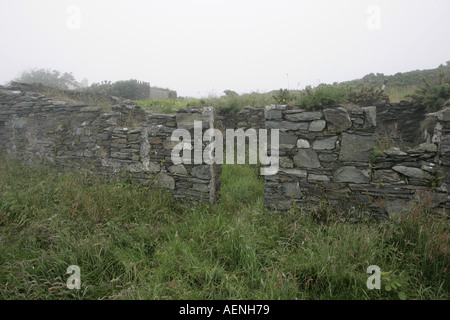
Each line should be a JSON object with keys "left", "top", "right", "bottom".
{"left": 1, "top": 83, "right": 449, "bottom": 216}
{"left": 216, "top": 106, "right": 265, "bottom": 131}
{"left": 264, "top": 104, "right": 449, "bottom": 216}
{"left": 0, "top": 85, "right": 220, "bottom": 205}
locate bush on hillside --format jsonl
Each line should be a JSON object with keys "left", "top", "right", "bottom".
{"left": 272, "top": 88, "right": 293, "bottom": 104}
{"left": 347, "top": 86, "right": 390, "bottom": 107}
{"left": 407, "top": 72, "right": 450, "bottom": 112}
{"left": 297, "top": 85, "right": 349, "bottom": 110}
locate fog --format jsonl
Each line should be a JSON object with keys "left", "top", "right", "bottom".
{"left": 1, "top": 0, "right": 449, "bottom": 97}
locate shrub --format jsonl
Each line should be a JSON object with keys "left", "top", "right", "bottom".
{"left": 272, "top": 89, "right": 293, "bottom": 104}
{"left": 297, "top": 85, "right": 349, "bottom": 110}
{"left": 348, "top": 87, "right": 389, "bottom": 107}
{"left": 407, "top": 73, "right": 450, "bottom": 112}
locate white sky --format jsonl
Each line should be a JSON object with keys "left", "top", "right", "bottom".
{"left": 1, "top": 0, "right": 449, "bottom": 97}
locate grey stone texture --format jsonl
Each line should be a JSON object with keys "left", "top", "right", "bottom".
{"left": 323, "top": 107, "right": 352, "bottom": 131}
{"left": 339, "top": 133, "right": 374, "bottom": 162}
{"left": 309, "top": 120, "right": 326, "bottom": 132}
{"left": 294, "top": 149, "right": 321, "bottom": 168}
{"left": 1, "top": 84, "right": 449, "bottom": 216}
{"left": 0, "top": 83, "right": 220, "bottom": 205}
{"left": 284, "top": 111, "right": 322, "bottom": 122}
{"left": 263, "top": 102, "right": 449, "bottom": 216}
{"left": 334, "top": 166, "right": 370, "bottom": 184}
{"left": 312, "top": 136, "right": 338, "bottom": 150}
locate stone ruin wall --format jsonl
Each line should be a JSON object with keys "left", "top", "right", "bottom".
{"left": 1, "top": 84, "right": 449, "bottom": 216}
{"left": 215, "top": 99, "right": 449, "bottom": 215}
{"left": 0, "top": 86, "right": 220, "bottom": 205}
{"left": 263, "top": 104, "right": 449, "bottom": 216}
{"left": 216, "top": 106, "right": 265, "bottom": 131}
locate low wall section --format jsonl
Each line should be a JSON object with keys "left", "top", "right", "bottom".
{"left": 263, "top": 104, "right": 449, "bottom": 215}
{"left": 0, "top": 86, "right": 220, "bottom": 205}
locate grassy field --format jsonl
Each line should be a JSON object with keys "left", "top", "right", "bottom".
{"left": 0, "top": 157, "right": 448, "bottom": 300}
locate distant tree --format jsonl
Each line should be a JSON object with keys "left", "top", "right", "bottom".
{"left": 15, "top": 68, "right": 77, "bottom": 89}
{"left": 89, "top": 79, "right": 142, "bottom": 99}
{"left": 110, "top": 79, "right": 139, "bottom": 99}
{"left": 223, "top": 90, "right": 238, "bottom": 97}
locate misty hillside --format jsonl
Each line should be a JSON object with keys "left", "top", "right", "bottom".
{"left": 334, "top": 61, "right": 450, "bottom": 90}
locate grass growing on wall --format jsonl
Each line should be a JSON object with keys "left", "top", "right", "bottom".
{"left": 136, "top": 98, "right": 199, "bottom": 114}
{"left": 137, "top": 92, "right": 276, "bottom": 114}
{"left": 0, "top": 157, "right": 448, "bottom": 300}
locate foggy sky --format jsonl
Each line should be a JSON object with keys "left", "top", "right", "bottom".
{"left": 1, "top": 0, "right": 449, "bottom": 97}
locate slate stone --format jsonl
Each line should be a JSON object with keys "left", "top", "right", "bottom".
{"left": 384, "top": 147, "right": 407, "bottom": 156}
{"left": 279, "top": 157, "right": 294, "bottom": 168}
{"left": 283, "top": 182, "right": 302, "bottom": 198}
{"left": 165, "top": 120, "right": 177, "bottom": 127}
{"left": 110, "top": 152, "right": 131, "bottom": 160}
{"left": 191, "top": 165, "right": 211, "bottom": 180}
{"left": 278, "top": 168, "right": 308, "bottom": 177}
{"left": 373, "top": 169, "right": 400, "bottom": 182}
{"left": 284, "top": 111, "right": 322, "bottom": 122}
{"left": 297, "top": 139, "right": 310, "bottom": 149}
{"left": 279, "top": 132, "right": 298, "bottom": 145}
{"left": 12, "top": 101, "right": 34, "bottom": 108}
{"left": 266, "top": 121, "right": 308, "bottom": 131}
{"left": 312, "top": 136, "right": 338, "bottom": 150}
{"left": 385, "top": 199, "right": 412, "bottom": 218}
{"left": 192, "top": 183, "right": 210, "bottom": 193}
{"left": 339, "top": 133, "right": 374, "bottom": 162}
{"left": 155, "top": 172, "right": 175, "bottom": 190}
{"left": 143, "top": 161, "right": 160, "bottom": 173}
{"left": 294, "top": 149, "right": 321, "bottom": 168}
{"left": 334, "top": 166, "right": 370, "bottom": 183}
{"left": 392, "top": 165, "right": 429, "bottom": 179}
{"left": 362, "top": 106, "right": 376, "bottom": 128}
{"left": 265, "top": 108, "right": 283, "bottom": 120}
{"left": 324, "top": 107, "right": 351, "bottom": 131}
{"left": 12, "top": 117, "right": 27, "bottom": 129}
{"left": 168, "top": 164, "right": 188, "bottom": 175}
{"left": 308, "top": 174, "right": 330, "bottom": 182}
{"left": 421, "top": 162, "right": 437, "bottom": 173}
{"left": 318, "top": 153, "right": 338, "bottom": 162}
{"left": 436, "top": 108, "right": 450, "bottom": 122}
{"left": 413, "top": 143, "right": 437, "bottom": 153}
{"left": 80, "top": 106, "right": 101, "bottom": 112}
{"left": 309, "top": 120, "right": 326, "bottom": 132}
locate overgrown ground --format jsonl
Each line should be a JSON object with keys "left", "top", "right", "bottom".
{"left": 0, "top": 157, "right": 448, "bottom": 300}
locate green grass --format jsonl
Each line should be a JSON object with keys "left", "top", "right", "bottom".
{"left": 0, "top": 157, "right": 448, "bottom": 300}
{"left": 136, "top": 98, "right": 199, "bottom": 114}
{"left": 137, "top": 92, "right": 276, "bottom": 114}
{"left": 296, "top": 86, "right": 349, "bottom": 110}
{"left": 385, "top": 85, "right": 418, "bottom": 101}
